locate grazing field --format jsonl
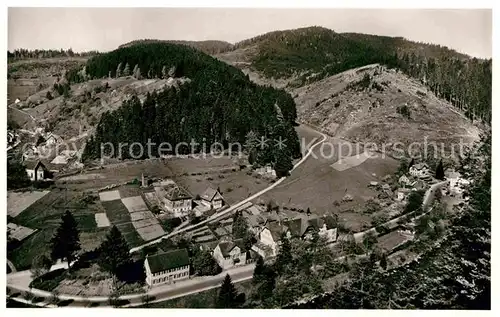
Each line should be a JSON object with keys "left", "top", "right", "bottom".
{"left": 175, "top": 170, "right": 270, "bottom": 205}
{"left": 8, "top": 189, "right": 107, "bottom": 270}
{"left": 7, "top": 190, "right": 50, "bottom": 217}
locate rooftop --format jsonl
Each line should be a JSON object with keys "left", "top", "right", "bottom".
{"left": 201, "top": 187, "right": 223, "bottom": 202}
{"left": 155, "top": 183, "right": 191, "bottom": 201}
{"left": 146, "top": 249, "right": 190, "bottom": 273}
{"left": 217, "top": 239, "right": 245, "bottom": 257}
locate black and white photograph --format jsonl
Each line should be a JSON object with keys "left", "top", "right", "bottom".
{"left": 4, "top": 3, "right": 493, "bottom": 310}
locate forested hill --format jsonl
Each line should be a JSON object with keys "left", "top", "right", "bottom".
{"left": 220, "top": 26, "right": 492, "bottom": 123}
{"left": 82, "top": 42, "right": 301, "bottom": 175}
{"left": 118, "top": 39, "right": 234, "bottom": 55}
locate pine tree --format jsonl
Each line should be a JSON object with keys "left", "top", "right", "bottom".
{"left": 161, "top": 65, "right": 167, "bottom": 79}
{"left": 216, "top": 274, "right": 238, "bottom": 308}
{"left": 380, "top": 252, "right": 388, "bottom": 270}
{"left": 50, "top": 210, "right": 81, "bottom": 270}
{"left": 276, "top": 233, "right": 292, "bottom": 274}
{"left": 98, "top": 226, "right": 131, "bottom": 276}
{"left": 116, "top": 63, "right": 122, "bottom": 78}
{"left": 253, "top": 256, "right": 266, "bottom": 284}
{"left": 123, "top": 63, "right": 131, "bottom": 77}
{"left": 435, "top": 160, "right": 445, "bottom": 180}
{"left": 274, "top": 149, "right": 293, "bottom": 178}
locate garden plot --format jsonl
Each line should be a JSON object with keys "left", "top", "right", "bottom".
{"left": 7, "top": 190, "right": 50, "bottom": 217}
{"left": 121, "top": 196, "right": 149, "bottom": 212}
{"left": 121, "top": 195, "right": 165, "bottom": 241}
{"left": 136, "top": 224, "right": 166, "bottom": 241}
{"left": 99, "top": 190, "right": 121, "bottom": 201}
{"left": 130, "top": 211, "right": 151, "bottom": 221}
{"left": 94, "top": 213, "right": 111, "bottom": 228}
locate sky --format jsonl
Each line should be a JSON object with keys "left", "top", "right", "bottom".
{"left": 8, "top": 8, "right": 492, "bottom": 58}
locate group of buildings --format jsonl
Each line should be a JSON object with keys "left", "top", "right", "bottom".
{"left": 143, "top": 200, "right": 339, "bottom": 288}
{"left": 146, "top": 178, "right": 224, "bottom": 218}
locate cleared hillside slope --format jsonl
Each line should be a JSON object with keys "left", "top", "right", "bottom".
{"left": 292, "top": 64, "right": 480, "bottom": 155}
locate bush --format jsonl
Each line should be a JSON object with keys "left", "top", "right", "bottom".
{"left": 397, "top": 105, "right": 411, "bottom": 119}
{"left": 29, "top": 268, "right": 67, "bottom": 292}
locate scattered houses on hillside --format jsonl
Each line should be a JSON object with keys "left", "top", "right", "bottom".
{"left": 144, "top": 249, "right": 190, "bottom": 287}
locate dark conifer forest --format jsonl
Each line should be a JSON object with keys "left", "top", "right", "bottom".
{"left": 82, "top": 43, "right": 301, "bottom": 172}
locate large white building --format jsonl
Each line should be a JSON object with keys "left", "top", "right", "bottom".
{"left": 144, "top": 249, "right": 190, "bottom": 287}
{"left": 154, "top": 181, "right": 192, "bottom": 217}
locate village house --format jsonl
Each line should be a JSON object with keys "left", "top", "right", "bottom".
{"left": 25, "top": 160, "right": 48, "bottom": 181}
{"left": 255, "top": 165, "right": 277, "bottom": 178}
{"left": 144, "top": 249, "right": 190, "bottom": 287}
{"left": 409, "top": 163, "right": 431, "bottom": 179}
{"left": 399, "top": 175, "right": 411, "bottom": 186}
{"left": 395, "top": 188, "right": 412, "bottom": 201}
{"left": 154, "top": 180, "right": 192, "bottom": 217}
{"left": 44, "top": 133, "right": 63, "bottom": 146}
{"left": 212, "top": 239, "right": 247, "bottom": 270}
{"left": 22, "top": 145, "right": 39, "bottom": 161}
{"left": 200, "top": 187, "right": 224, "bottom": 210}
{"left": 318, "top": 215, "right": 338, "bottom": 243}
{"left": 252, "top": 221, "right": 283, "bottom": 258}
{"left": 284, "top": 215, "right": 338, "bottom": 243}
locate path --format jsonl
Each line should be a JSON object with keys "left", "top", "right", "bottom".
{"left": 7, "top": 260, "right": 17, "bottom": 273}
{"left": 8, "top": 104, "right": 37, "bottom": 122}
{"left": 129, "top": 125, "right": 327, "bottom": 253}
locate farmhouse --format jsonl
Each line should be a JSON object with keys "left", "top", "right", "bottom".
{"left": 200, "top": 187, "right": 224, "bottom": 210}
{"left": 399, "top": 175, "right": 411, "bottom": 186}
{"left": 22, "top": 145, "right": 39, "bottom": 161}
{"left": 25, "top": 160, "right": 48, "bottom": 181}
{"left": 284, "top": 215, "right": 338, "bottom": 242}
{"left": 409, "top": 163, "right": 431, "bottom": 179}
{"left": 253, "top": 221, "right": 283, "bottom": 258}
{"left": 395, "top": 188, "right": 411, "bottom": 201}
{"left": 144, "top": 249, "right": 190, "bottom": 287}
{"left": 154, "top": 181, "right": 192, "bottom": 217}
{"left": 212, "top": 239, "right": 247, "bottom": 270}
{"left": 44, "top": 133, "right": 63, "bottom": 146}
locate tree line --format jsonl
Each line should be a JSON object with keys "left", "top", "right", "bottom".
{"left": 7, "top": 48, "right": 98, "bottom": 61}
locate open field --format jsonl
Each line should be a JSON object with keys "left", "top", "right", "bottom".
{"left": 255, "top": 126, "right": 399, "bottom": 232}
{"left": 7, "top": 190, "right": 50, "bottom": 217}
{"left": 8, "top": 189, "right": 107, "bottom": 270}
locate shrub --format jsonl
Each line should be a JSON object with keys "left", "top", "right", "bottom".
{"left": 29, "top": 268, "right": 66, "bottom": 292}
